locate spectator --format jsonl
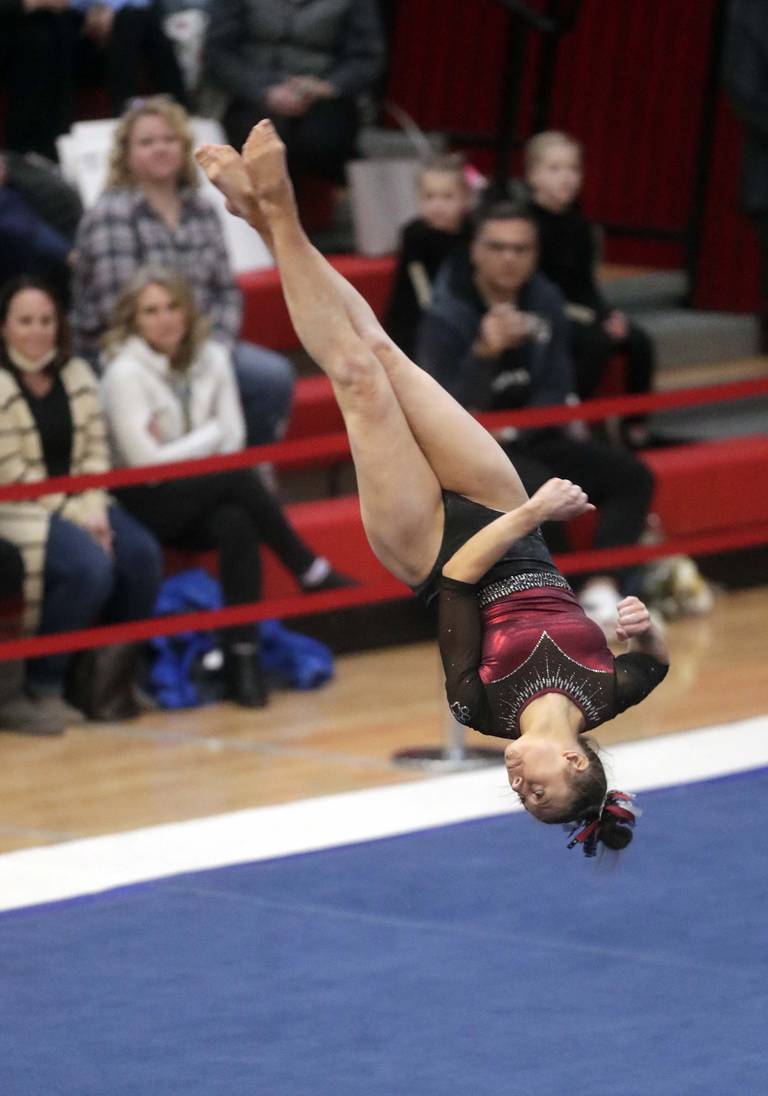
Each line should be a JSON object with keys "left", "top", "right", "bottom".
{"left": 0, "top": 536, "right": 67, "bottom": 734}
{"left": 0, "top": 0, "right": 185, "bottom": 161}
{"left": 71, "top": 96, "right": 295, "bottom": 446}
{"left": 0, "top": 149, "right": 83, "bottom": 303}
{"left": 0, "top": 276, "right": 163, "bottom": 722}
{"left": 416, "top": 202, "right": 655, "bottom": 635}
{"left": 384, "top": 153, "right": 474, "bottom": 360}
{"left": 204, "top": 0, "right": 385, "bottom": 184}
{"left": 100, "top": 266, "right": 353, "bottom": 707}
{"left": 524, "top": 130, "right": 656, "bottom": 447}
{"left": 76, "top": 0, "right": 187, "bottom": 114}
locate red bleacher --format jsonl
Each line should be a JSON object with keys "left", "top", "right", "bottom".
{"left": 165, "top": 434, "right": 768, "bottom": 599}
{"left": 238, "top": 255, "right": 396, "bottom": 353}
{"left": 226, "top": 258, "right": 768, "bottom": 603}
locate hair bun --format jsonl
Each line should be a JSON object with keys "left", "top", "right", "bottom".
{"left": 597, "top": 813, "right": 633, "bottom": 851}
{"left": 565, "top": 789, "right": 639, "bottom": 857}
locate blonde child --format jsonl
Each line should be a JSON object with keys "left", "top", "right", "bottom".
{"left": 525, "top": 131, "right": 656, "bottom": 447}
{"left": 384, "top": 153, "right": 474, "bottom": 357}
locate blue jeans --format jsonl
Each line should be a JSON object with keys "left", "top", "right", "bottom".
{"left": 28, "top": 505, "right": 163, "bottom": 693}
{"left": 232, "top": 340, "right": 296, "bottom": 445}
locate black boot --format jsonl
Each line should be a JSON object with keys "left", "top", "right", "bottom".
{"left": 0, "top": 660, "right": 66, "bottom": 735}
{"left": 65, "top": 643, "right": 142, "bottom": 721}
{"left": 226, "top": 642, "right": 269, "bottom": 708}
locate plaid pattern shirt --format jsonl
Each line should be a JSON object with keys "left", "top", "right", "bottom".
{"left": 71, "top": 187, "right": 242, "bottom": 357}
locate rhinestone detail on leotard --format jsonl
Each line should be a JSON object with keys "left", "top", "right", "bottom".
{"left": 485, "top": 629, "right": 613, "bottom": 737}
{"left": 478, "top": 571, "right": 572, "bottom": 607}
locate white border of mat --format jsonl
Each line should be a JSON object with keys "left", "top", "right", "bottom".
{"left": 1, "top": 714, "right": 766, "bottom": 912}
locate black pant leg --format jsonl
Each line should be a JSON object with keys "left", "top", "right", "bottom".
{"left": 104, "top": 7, "right": 151, "bottom": 113}
{"left": 105, "top": 7, "right": 186, "bottom": 113}
{"left": 290, "top": 96, "right": 360, "bottom": 184}
{"left": 0, "top": 538, "right": 24, "bottom": 602}
{"left": 202, "top": 502, "right": 265, "bottom": 647}
{"left": 1, "top": 11, "right": 81, "bottom": 158}
{"left": 0, "top": 539, "right": 25, "bottom": 696}
{"left": 135, "top": 6, "right": 188, "bottom": 105}
{"left": 225, "top": 96, "right": 358, "bottom": 184}
{"left": 618, "top": 321, "right": 655, "bottom": 395}
{"left": 502, "top": 441, "right": 570, "bottom": 554}
{"left": 528, "top": 435, "right": 654, "bottom": 550}
{"left": 568, "top": 320, "right": 614, "bottom": 400}
{"left": 116, "top": 470, "right": 316, "bottom": 580}
{"left": 222, "top": 101, "right": 256, "bottom": 151}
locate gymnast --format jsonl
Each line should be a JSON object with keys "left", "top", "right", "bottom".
{"left": 195, "top": 122, "right": 670, "bottom": 856}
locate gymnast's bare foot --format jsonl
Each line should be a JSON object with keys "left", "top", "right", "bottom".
{"left": 241, "top": 120, "right": 297, "bottom": 223}
{"left": 194, "top": 143, "right": 258, "bottom": 221}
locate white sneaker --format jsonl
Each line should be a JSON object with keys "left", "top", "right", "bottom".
{"left": 579, "top": 580, "right": 621, "bottom": 642}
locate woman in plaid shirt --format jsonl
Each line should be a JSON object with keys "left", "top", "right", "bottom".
{"left": 72, "top": 96, "right": 295, "bottom": 446}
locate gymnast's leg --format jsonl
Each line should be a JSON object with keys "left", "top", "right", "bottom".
{"left": 206, "top": 127, "right": 529, "bottom": 515}
{"left": 197, "top": 132, "right": 443, "bottom": 585}
{"left": 196, "top": 126, "right": 529, "bottom": 570}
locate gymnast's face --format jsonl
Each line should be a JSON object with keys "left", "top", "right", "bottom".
{"left": 504, "top": 740, "right": 587, "bottom": 821}
{"left": 134, "top": 283, "right": 187, "bottom": 358}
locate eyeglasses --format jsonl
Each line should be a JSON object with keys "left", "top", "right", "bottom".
{"left": 480, "top": 240, "right": 537, "bottom": 255}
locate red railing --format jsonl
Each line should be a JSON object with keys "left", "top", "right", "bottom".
{"left": 1, "top": 376, "right": 766, "bottom": 661}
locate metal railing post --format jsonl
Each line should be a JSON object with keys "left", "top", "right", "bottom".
{"left": 392, "top": 659, "right": 504, "bottom": 772}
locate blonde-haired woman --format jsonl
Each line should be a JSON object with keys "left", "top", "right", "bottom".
{"left": 71, "top": 96, "right": 294, "bottom": 446}
{"left": 100, "top": 265, "right": 351, "bottom": 707}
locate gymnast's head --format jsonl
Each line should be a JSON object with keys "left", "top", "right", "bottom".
{"left": 504, "top": 737, "right": 636, "bottom": 856}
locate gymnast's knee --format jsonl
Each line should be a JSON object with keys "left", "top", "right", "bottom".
{"left": 331, "top": 348, "right": 383, "bottom": 398}
{"left": 358, "top": 324, "right": 394, "bottom": 356}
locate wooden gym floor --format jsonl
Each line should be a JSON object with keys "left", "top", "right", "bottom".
{"left": 2, "top": 337, "right": 766, "bottom": 859}
{"left": 1, "top": 582, "right": 766, "bottom": 857}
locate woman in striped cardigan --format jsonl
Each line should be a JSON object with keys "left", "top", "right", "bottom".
{"left": 0, "top": 277, "right": 162, "bottom": 725}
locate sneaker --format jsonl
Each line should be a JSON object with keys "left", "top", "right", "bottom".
{"left": 579, "top": 580, "right": 622, "bottom": 642}
{"left": 300, "top": 557, "right": 357, "bottom": 593}
{"left": 0, "top": 695, "right": 66, "bottom": 736}
{"left": 304, "top": 569, "right": 357, "bottom": 593}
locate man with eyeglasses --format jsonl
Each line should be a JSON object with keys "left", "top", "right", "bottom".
{"left": 416, "top": 201, "right": 655, "bottom": 639}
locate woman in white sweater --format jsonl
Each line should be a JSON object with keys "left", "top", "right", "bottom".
{"left": 100, "top": 265, "right": 350, "bottom": 707}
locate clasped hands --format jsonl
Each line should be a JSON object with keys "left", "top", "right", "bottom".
{"left": 475, "top": 304, "right": 539, "bottom": 357}
{"left": 265, "top": 76, "right": 336, "bottom": 118}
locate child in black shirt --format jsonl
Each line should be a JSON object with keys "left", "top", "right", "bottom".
{"left": 524, "top": 131, "right": 656, "bottom": 447}
{"left": 384, "top": 153, "right": 473, "bottom": 358}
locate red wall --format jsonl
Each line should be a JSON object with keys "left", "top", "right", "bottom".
{"left": 386, "top": 0, "right": 759, "bottom": 311}
{"left": 695, "top": 96, "right": 761, "bottom": 312}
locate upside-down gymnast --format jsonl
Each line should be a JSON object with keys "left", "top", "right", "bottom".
{"left": 195, "top": 122, "right": 670, "bottom": 857}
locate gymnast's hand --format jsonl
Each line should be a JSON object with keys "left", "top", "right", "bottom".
{"left": 528, "top": 478, "right": 595, "bottom": 523}
{"left": 615, "top": 596, "right": 652, "bottom": 640}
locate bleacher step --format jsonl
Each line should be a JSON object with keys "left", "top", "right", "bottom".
{"left": 629, "top": 309, "right": 759, "bottom": 368}
{"left": 602, "top": 269, "right": 687, "bottom": 311}
{"left": 650, "top": 396, "right": 768, "bottom": 442}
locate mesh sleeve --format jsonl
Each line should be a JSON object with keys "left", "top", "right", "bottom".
{"left": 438, "top": 576, "right": 494, "bottom": 735}
{"left": 614, "top": 652, "right": 669, "bottom": 713}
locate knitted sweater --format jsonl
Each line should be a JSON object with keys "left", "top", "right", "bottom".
{"left": 0, "top": 358, "right": 111, "bottom": 631}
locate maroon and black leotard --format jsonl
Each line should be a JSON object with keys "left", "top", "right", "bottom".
{"left": 439, "top": 572, "right": 668, "bottom": 739}
{"left": 415, "top": 491, "right": 667, "bottom": 737}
